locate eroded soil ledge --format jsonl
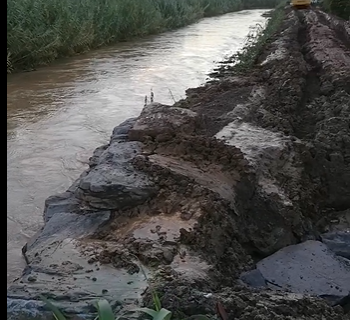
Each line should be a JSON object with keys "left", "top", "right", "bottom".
{"left": 7, "top": 8, "right": 350, "bottom": 320}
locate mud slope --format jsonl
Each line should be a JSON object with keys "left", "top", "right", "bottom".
{"left": 7, "top": 8, "right": 350, "bottom": 320}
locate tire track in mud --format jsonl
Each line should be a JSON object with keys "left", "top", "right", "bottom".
{"left": 294, "top": 10, "right": 322, "bottom": 140}
{"left": 315, "top": 10, "right": 350, "bottom": 49}
{"left": 294, "top": 9, "right": 350, "bottom": 140}
{"left": 293, "top": 9, "right": 350, "bottom": 212}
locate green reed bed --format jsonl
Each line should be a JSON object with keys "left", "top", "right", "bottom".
{"left": 7, "top": 0, "right": 281, "bottom": 73}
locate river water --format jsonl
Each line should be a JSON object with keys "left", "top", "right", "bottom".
{"left": 7, "top": 9, "right": 268, "bottom": 285}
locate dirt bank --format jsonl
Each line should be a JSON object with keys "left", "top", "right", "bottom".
{"left": 7, "top": 7, "right": 350, "bottom": 320}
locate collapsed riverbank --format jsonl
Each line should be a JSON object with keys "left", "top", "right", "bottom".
{"left": 7, "top": 6, "right": 350, "bottom": 320}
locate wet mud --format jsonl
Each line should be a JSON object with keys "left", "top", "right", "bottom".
{"left": 7, "top": 7, "right": 350, "bottom": 320}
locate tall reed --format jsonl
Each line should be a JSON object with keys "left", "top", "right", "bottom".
{"left": 7, "top": 0, "right": 281, "bottom": 72}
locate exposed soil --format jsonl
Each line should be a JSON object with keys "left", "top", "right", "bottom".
{"left": 8, "top": 7, "right": 349, "bottom": 320}
{"left": 75, "top": 7, "right": 350, "bottom": 320}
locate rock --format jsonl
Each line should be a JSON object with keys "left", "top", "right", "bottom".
{"left": 162, "top": 248, "right": 175, "bottom": 264}
{"left": 8, "top": 205, "right": 146, "bottom": 320}
{"left": 27, "top": 275, "right": 37, "bottom": 282}
{"left": 7, "top": 118, "right": 152, "bottom": 320}
{"left": 128, "top": 103, "right": 197, "bottom": 142}
{"left": 89, "top": 145, "right": 108, "bottom": 167}
{"left": 44, "top": 191, "right": 80, "bottom": 223}
{"left": 321, "top": 231, "right": 350, "bottom": 260}
{"left": 111, "top": 117, "right": 138, "bottom": 142}
{"left": 7, "top": 209, "right": 117, "bottom": 319}
{"left": 333, "top": 293, "right": 350, "bottom": 314}
{"left": 76, "top": 141, "right": 156, "bottom": 209}
{"left": 241, "top": 241, "right": 350, "bottom": 305}
{"left": 239, "top": 269, "right": 267, "bottom": 288}
{"left": 74, "top": 119, "right": 157, "bottom": 210}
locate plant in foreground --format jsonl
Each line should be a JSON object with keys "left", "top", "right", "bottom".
{"left": 133, "top": 291, "right": 172, "bottom": 320}
{"left": 42, "top": 296, "right": 116, "bottom": 320}
{"left": 42, "top": 292, "right": 211, "bottom": 320}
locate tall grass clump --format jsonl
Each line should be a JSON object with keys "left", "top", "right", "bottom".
{"left": 226, "top": 1, "right": 285, "bottom": 73}
{"left": 322, "top": 0, "right": 350, "bottom": 20}
{"left": 7, "top": 0, "right": 283, "bottom": 73}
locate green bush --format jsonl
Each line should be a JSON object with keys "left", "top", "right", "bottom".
{"left": 221, "top": 1, "right": 285, "bottom": 74}
{"left": 323, "top": 0, "right": 350, "bottom": 19}
{"left": 7, "top": 0, "right": 282, "bottom": 72}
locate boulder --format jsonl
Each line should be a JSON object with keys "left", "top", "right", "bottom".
{"left": 321, "top": 231, "right": 350, "bottom": 260}
{"left": 240, "top": 240, "right": 350, "bottom": 306}
{"left": 75, "top": 118, "right": 157, "bottom": 209}
{"left": 7, "top": 119, "right": 153, "bottom": 319}
{"left": 128, "top": 103, "right": 197, "bottom": 142}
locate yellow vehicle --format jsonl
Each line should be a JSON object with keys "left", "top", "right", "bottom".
{"left": 291, "top": 0, "right": 311, "bottom": 9}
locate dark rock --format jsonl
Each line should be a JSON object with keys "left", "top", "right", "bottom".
{"left": 128, "top": 103, "right": 197, "bottom": 142}
{"left": 241, "top": 241, "right": 350, "bottom": 305}
{"left": 89, "top": 145, "right": 108, "bottom": 167}
{"left": 111, "top": 117, "right": 138, "bottom": 142}
{"left": 333, "top": 293, "right": 350, "bottom": 314}
{"left": 44, "top": 191, "right": 80, "bottom": 223}
{"left": 71, "top": 118, "right": 157, "bottom": 210}
{"left": 7, "top": 118, "right": 150, "bottom": 320}
{"left": 321, "top": 231, "right": 350, "bottom": 260}
{"left": 7, "top": 209, "right": 113, "bottom": 319}
{"left": 240, "top": 269, "right": 267, "bottom": 288}
{"left": 27, "top": 275, "right": 37, "bottom": 282}
{"left": 76, "top": 141, "right": 156, "bottom": 209}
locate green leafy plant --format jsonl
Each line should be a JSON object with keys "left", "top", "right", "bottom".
{"left": 41, "top": 296, "right": 67, "bottom": 320}
{"left": 134, "top": 307, "right": 172, "bottom": 320}
{"left": 132, "top": 291, "right": 172, "bottom": 320}
{"left": 133, "top": 293, "right": 210, "bottom": 319}
{"left": 42, "top": 291, "right": 211, "bottom": 320}
{"left": 95, "top": 299, "right": 115, "bottom": 320}
{"left": 42, "top": 295, "right": 115, "bottom": 320}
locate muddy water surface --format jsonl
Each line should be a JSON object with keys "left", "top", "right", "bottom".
{"left": 7, "top": 9, "right": 268, "bottom": 284}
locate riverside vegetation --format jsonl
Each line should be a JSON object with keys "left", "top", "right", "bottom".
{"left": 323, "top": 0, "right": 350, "bottom": 20}
{"left": 7, "top": 0, "right": 281, "bottom": 73}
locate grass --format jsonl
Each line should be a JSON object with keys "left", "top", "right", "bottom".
{"left": 322, "top": 0, "right": 350, "bottom": 19}
{"left": 7, "top": 0, "right": 282, "bottom": 73}
{"left": 229, "top": 0, "right": 348, "bottom": 75}
{"left": 217, "top": 1, "right": 285, "bottom": 74}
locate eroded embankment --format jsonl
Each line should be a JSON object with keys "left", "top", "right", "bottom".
{"left": 7, "top": 8, "right": 350, "bottom": 320}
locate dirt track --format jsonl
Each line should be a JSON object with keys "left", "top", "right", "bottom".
{"left": 7, "top": 7, "right": 350, "bottom": 320}
{"left": 111, "top": 8, "right": 350, "bottom": 319}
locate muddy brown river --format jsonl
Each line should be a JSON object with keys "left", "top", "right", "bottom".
{"left": 7, "top": 9, "right": 268, "bottom": 285}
